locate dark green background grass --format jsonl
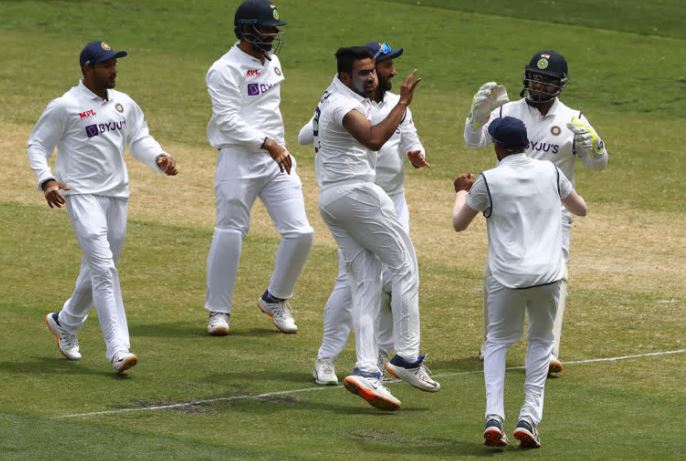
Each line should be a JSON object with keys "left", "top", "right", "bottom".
{"left": 1, "top": 1, "right": 685, "bottom": 459}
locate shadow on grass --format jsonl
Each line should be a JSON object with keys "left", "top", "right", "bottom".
{"left": 0, "top": 356, "right": 125, "bottom": 379}
{"left": 130, "top": 322, "right": 278, "bottom": 338}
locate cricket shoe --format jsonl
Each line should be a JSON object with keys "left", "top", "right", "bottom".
{"left": 385, "top": 354, "right": 440, "bottom": 392}
{"left": 45, "top": 312, "right": 81, "bottom": 360}
{"left": 548, "top": 355, "right": 563, "bottom": 375}
{"left": 257, "top": 292, "right": 298, "bottom": 334}
{"left": 513, "top": 419, "right": 541, "bottom": 449}
{"left": 313, "top": 357, "right": 338, "bottom": 385}
{"left": 207, "top": 312, "right": 230, "bottom": 336}
{"left": 343, "top": 370, "right": 400, "bottom": 411}
{"left": 112, "top": 351, "right": 139, "bottom": 375}
{"left": 483, "top": 415, "right": 508, "bottom": 447}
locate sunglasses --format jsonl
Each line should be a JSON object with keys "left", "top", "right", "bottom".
{"left": 372, "top": 42, "right": 392, "bottom": 60}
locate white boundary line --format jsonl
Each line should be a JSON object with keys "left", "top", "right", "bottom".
{"left": 60, "top": 348, "right": 686, "bottom": 419}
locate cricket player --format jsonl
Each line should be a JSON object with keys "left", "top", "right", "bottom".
{"left": 453, "top": 116, "right": 588, "bottom": 448}
{"left": 28, "top": 40, "right": 178, "bottom": 374}
{"left": 313, "top": 46, "right": 439, "bottom": 411}
{"left": 463, "top": 50, "right": 608, "bottom": 373}
{"left": 299, "top": 42, "right": 429, "bottom": 386}
{"left": 204, "top": 0, "right": 313, "bottom": 335}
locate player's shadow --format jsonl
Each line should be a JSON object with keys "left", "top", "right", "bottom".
{"left": 130, "top": 322, "right": 277, "bottom": 338}
{"left": 0, "top": 356, "right": 119, "bottom": 378}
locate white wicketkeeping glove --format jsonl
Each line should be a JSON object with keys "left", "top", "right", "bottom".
{"left": 468, "top": 82, "right": 509, "bottom": 129}
{"left": 566, "top": 116, "right": 606, "bottom": 158}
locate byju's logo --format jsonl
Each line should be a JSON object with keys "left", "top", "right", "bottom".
{"left": 85, "top": 121, "right": 126, "bottom": 138}
{"left": 247, "top": 82, "right": 276, "bottom": 96}
{"left": 247, "top": 83, "right": 260, "bottom": 96}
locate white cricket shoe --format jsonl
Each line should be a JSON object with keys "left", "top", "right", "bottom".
{"left": 111, "top": 351, "right": 139, "bottom": 374}
{"left": 207, "top": 312, "right": 230, "bottom": 336}
{"left": 313, "top": 357, "right": 338, "bottom": 385}
{"left": 343, "top": 372, "right": 401, "bottom": 411}
{"left": 45, "top": 312, "right": 81, "bottom": 360}
{"left": 385, "top": 354, "right": 441, "bottom": 392}
{"left": 257, "top": 297, "right": 298, "bottom": 334}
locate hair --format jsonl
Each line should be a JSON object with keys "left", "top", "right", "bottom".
{"left": 335, "top": 46, "right": 373, "bottom": 75}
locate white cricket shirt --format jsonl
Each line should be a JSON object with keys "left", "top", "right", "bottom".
{"left": 466, "top": 154, "right": 573, "bottom": 288}
{"left": 313, "top": 77, "right": 374, "bottom": 189}
{"left": 371, "top": 92, "right": 424, "bottom": 196}
{"left": 27, "top": 80, "right": 166, "bottom": 198}
{"left": 464, "top": 98, "right": 608, "bottom": 185}
{"left": 206, "top": 43, "right": 285, "bottom": 152}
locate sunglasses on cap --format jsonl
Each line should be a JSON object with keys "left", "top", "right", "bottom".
{"left": 372, "top": 42, "right": 392, "bottom": 60}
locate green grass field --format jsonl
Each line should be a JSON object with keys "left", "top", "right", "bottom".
{"left": 1, "top": 1, "right": 685, "bottom": 459}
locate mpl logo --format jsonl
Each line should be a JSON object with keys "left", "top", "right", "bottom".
{"left": 246, "top": 68, "right": 261, "bottom": 77}
{"left": 79, "top": 109, "right": 96, "bottom": 120}
{"left": 85, "top": 120, "right": 126, "bottom": 138}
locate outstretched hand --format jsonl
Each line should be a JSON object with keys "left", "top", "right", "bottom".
{"left": 407, "top": 150, "right": 430, "bottom": 169}
{"left": 398, "top": 69, "right": 422, "bottom": 107}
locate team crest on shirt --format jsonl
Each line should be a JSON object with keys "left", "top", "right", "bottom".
{"left": 550, "top": 125, "right": 561, "bottom": 136}
{"left": 115, "top": 103, "right": 124, "bottom": 113}
{"left": 274, "top": 67, "right": 282, "bottom": 76}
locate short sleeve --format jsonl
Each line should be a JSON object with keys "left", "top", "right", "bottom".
{"left": 557, "top": 166, "right": 573, "bottom": 199}
{"left": 466, "top": 174, "right": 491, "bottom": 214}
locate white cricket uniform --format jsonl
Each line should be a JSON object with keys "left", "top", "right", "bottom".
{"left": 27, "top": 80, "right": 167, "bottom": 361}
{"left": 466, "top": 153, "right": 572, "bottom": 425}
{"left": 314, "top": 77, "right": 421, "bottom": 373}
{"left": 312, "top": 92, "right": 425, "bottom": 361}
{"left": 204, "top": 43, "right": 313, "bottom": 313}
{"left": 465, "top": 97, "right": 608, "bottom": 357}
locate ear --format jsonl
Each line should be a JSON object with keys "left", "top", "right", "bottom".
{"left": 338, "top": 72, "right": 351, "bottom": 85}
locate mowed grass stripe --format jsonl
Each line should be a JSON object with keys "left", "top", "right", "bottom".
{"left": 59, "top": 348, "right": 686, "bottom": 419}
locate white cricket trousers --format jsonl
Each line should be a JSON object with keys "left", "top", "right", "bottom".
{"left": 58, "top": 194, "right": 130, "bottom": 361}
{"left": 483, "top": 276, "right": 560, "bottom": 425}
{"left": 319, "top": 183, "right": 419, "bottom": 374}
{"left": 205, "top": 149, "right": 313, "bottom": 313}
{"left": 483, "top": 213, "right": 570, "bottom": 358}
{"left": 317, "top": 191, "right": 409, "bottom": 360}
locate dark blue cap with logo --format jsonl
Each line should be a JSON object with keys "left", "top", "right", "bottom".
{"left": 364, "top": 41, "right": 403, "bottom": 61}
{"left": 488, "top": 116, "right": 529, "bottom": 150}
{"left": 79, "top": 41, "right": 127, "bottom": 67}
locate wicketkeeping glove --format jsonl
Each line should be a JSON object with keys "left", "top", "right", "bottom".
{"left": 468, "top": 82, "right": 509, "bottom": 129}
{"left": 566, "top": 116, "right": 606, "bottom": 158}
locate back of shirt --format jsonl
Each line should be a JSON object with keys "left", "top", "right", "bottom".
{"left": 467, "top": 154, "right": 571, "bottom": 288}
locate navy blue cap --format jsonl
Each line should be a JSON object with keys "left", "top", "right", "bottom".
{"left": 79, "top": 41, "right": 127, "bottom": 67}
{"left": 364, "top": 41, "right": 403, "bottom": 61}
{"left": 488, "top": 116, "right": 529, "bottom": 150}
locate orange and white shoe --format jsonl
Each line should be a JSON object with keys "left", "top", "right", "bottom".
{"left": 45, "top": 312, "right": 81, "bottom": 360}
{"left": 548, "top": 355, "right": 563, "bottom": 375}
{"left": 343, "top": 371, "right": 400, "bottom": 411}
{"left": 111, "top": 351, "right": 138, "bottom": 374}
